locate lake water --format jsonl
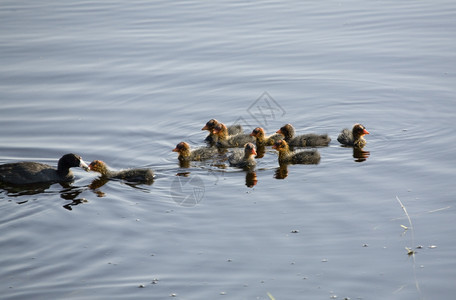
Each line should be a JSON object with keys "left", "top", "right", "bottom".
{"left": 1, "top": 1, "right": 455, "bottom": 299}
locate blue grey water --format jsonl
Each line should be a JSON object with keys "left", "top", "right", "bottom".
{"left": 1, "top": 1, "right": 455, "bottom": 299}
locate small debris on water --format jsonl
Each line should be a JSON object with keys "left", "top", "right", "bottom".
{"left": 220, "top": 291, "right": 226, "bottom": 295}
{"left": 362, "top": 244, "right": 368, "bottom": 247}
{"left": 321, "top": 259, "right": 328, "bottom": 262}
{"left": 428, "top": 245, "right": 437, "bottom": 249}
{"left": 406, "top": 247, "right": 416, "bottom": 255}
{"left": 291, "top": 229, "right": 299, "bottom": 233}
{"left": 170, "top": 293, "right": 177, "bottom": 297}
{"left": 138, "top": 284, "right": 145, "bottom": 288}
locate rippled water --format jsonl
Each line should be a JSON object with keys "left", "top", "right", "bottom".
{"left": 1, "top": 1, "right": 455, "bottom": 299}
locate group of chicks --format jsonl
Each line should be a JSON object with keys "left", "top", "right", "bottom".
{"left": 173, "top": 118, "right": 370, "bottom": 170}
{"left": 0, "top": 119, "right": 369, "bottom": 187}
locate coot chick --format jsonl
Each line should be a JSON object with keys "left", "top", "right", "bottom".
{"left": 337, "top": 123, "right": 370, "bottom": 148}
{"left": 276, "top": 124, "right": 331, "bottom": 147}
{"left": 173, "top": 142, "right": 218, "bottom": 161}
{"left": 88, "top": 160, "right": 154, "bottom": 184}
{"left": 0, "top": 153, "right": 89, "bottom": 185}
{"left": 228, "top": 143, "right": 257, "bottom": 168}
{"left": 213, "top": 123, "right": 255, "bottom": 148}
{"left": 202, "top": 119, "right": 243, "bottom": 143}
{"left": 272, "top": 140, "right": 321, "bottom": 164}
{"left": 250, "top": 127, "right": 282, "bottom": 147}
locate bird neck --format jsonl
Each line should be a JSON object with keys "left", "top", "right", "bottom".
{"left": 244, "top": 152, "right": 254, "bottom": 160}
{"left": 353, "top": 137, "right": 366, "bottom": 148}
{"left": 217, "top": 127, "right": 228, "bottom": 140}
{"left": 277, "top": 147, "right": 291, "bottom": 162}
{"left": 179, "top": 148, "right": 191, "bottom": 159}
{"left": 57, "top": 161, "right": 72, "bottom": 176}
{"left": 352, "top": 129, "right": 365, "bottom": 141}
{"left": 283, "top": 128, "right": 294, "bottom": 141}
{"left": 256, "top": 132, "right": 268, "bottom": 145}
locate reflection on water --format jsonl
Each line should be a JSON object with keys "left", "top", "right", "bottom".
{"left": 88, "top": 177, "right": 110, "bottom": 190}
{"left": 62, "top": 198, "right": 88, "bottom": 211}
{"left": 353, "top": 147, "right": 370, "bottom": 162}
{"left": 0, "top": 173, "right": 154, "bottom": 202}
{"left": 0, "top": 181, "right": 73, "bottom": 198}
{"left": 339, "top": 145, "right": 371, "bottom": 162}
{"left": 245, "top": 171, "right": 257, "bottom": 188}
{"left": 59, "top": 186, "right": 85, "bottom": 201}
{"left": 0, "top": 179, "right": 92, "bottom": 210}
{"left": 274, "top": 164, "right": 289, "bottom": 179}
{"left": 88, "top": 177, "right": 109, "bottom": 197}
{"left": 176, "top": 172, "right": 191, "bottom": 177}
{"left": 87, "top": 176, "right": 153, "bottom": 197}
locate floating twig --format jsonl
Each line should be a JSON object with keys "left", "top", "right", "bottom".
{"left": 396, "top": 196, "right": 423, "bottom": 299}
{"left": 396, "top": 196, "right": 413, "bottom": 232}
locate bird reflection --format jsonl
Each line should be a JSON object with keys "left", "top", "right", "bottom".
{"left": 88, "top": 177, "right": 109, "bottom": 189}
{"left": 0, "top": 182, "right": 54, "bottom": 197}
{"left": 0, "top": 180, "right": 90, "bottom": 210}
{"left": 88, "top": 175, "right": 152, "bottom": 197}
{"left": 88, "top": 177, "right": 109, "bottom": 197}
{"left": 62, "top": 198, "right": 87, "bottom": 210}
{"left": 0, "top": 181, "right": 73, "bottom": 197}
{"left": 176, "top": 172, "right": 191, "bottom": 177}
{"left": 353, "top": 147, "right": 370, "bottom": 162}
{"left": 274, "top": 164, "right": 289, "bottom": 179}
{"left": 60, "top": 186, "right": 87, "bottom": 210}
{"left": 245, "top": 171, "right": 257, "bottom": 187}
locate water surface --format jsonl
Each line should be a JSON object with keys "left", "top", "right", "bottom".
{"left": 1, "top": 1, "right": 455, "bottom": 299}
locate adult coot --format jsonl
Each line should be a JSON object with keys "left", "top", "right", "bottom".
{"left": 337, "top": 123, "right": 370, "bottom": 148}
{"left": 0, "top": 153, "right": 89, "bottom": 185}
{"left": 276, "top": 124, "right": 331, "bottom": 147}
